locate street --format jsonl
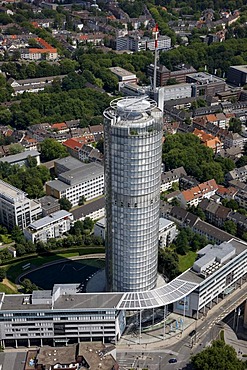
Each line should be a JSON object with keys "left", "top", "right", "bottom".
{"left": 117, "top": 284, "right": 247, "bottom": 369}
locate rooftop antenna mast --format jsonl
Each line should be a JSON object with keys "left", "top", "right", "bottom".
{"left": 152, "top": 23, "right": 159, "bottom": 91}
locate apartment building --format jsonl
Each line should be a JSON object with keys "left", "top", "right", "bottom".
{"left": 24, "top": 210, "right": 73, "bottom": 243}
{"left": 20, "top": 37, "right": 58, "bottom": 61}
{"left": 159, "top": 218, "right": 177, "bottom": 247}
{"left": 46, "top": 163, "right": 104, "bottom": 207}
{"left": 0, "top": 180, "right": 42, "bottom": 230}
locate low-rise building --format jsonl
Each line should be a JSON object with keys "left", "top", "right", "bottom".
{"left": 177, "top": 179, "right": 218, "bottom": 208}
{"left": 34, "top": 342, "right": 118, "bottom": 370}
{"left": 159, "top": 83, "right": 192, "bottom": 102}
{"left": 227, "top": 65, "right": 247, "bottom": 86}
{"left": 109, "top": 67, "right": 137, "bottom": 89}
{"left": 0, "top": 150, "right": 40, "bottom": 166}
{"left": 193, "top": 128, "right": 223, "bottom": 153}
{"left": 159, "top": 217, "right": 177, "bottom": 247}
{"left": 226, "top": 165, "right": 247, "bottom": 183}
{"left": 54, "top": 156, "right": 83, "bottom": 176}
{"left": 186, "top": 72, "right": 226, "bottom": 97}
{"left": 38, "top": 195, "right": 60, "bottom": 217}
{"left": 174, "top": 239, "right": 247, "bottom": 317}
{"left": 71, "top": 197, "right": 105, "bottom": 221}
{"left": 24, "top": 210, "right": 73, "bottom": 243}
{"left": 46, "top": 163, "right": 104, "bottom": 207}
{"left": 161, "top": 166, "right": 187, "bottom": 192}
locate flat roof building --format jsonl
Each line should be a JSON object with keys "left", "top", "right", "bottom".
{"left": 0, "top": 179, "right": 42, "bottom": 230}
{"left": 227, "top": 65, "right": 247, "bottom": 86}
{"left": 24, "top": 210, "right": 73, "bottom": 243}
{"left": 46, "top": 163, "right": 104, "bottom": 207}
{"left": 0, "top": 150, "right": 40, "bottom": 166}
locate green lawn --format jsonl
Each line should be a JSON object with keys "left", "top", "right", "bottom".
{"left": 0, "top": 283, "right": 16, "bottom": 294}
{"left": 178, "top": 251, "right": 197, "bottom": 272}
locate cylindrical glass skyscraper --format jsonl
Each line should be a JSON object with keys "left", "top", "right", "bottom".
{"left": 104, "top": 96, "right": 163, "bottom": 292}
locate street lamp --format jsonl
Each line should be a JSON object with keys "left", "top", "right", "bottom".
{"left": 158, "top": 355, "right": 162, "bottom": 370}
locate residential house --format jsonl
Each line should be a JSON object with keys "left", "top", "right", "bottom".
{"left": 161, "top": 166, "right": 187, "bottom": 192}
{"left": 227, "top": 211, "right": 247, "bottom": 237}
{"left": 20, "top": 37, "right": 58, "bottom": 61}
{"left": 235, "top": 190, "right": 247, "bottom": 210}
{"left": 199, "top": 198, "right": 231, "bottom": 227}
{"left": 62, "top": 138, "right": 85, "bottom": 159}
{"left": 216, "top": 185, "right": 238, "bottom": 200}
{"left": 226, "top": 165, "right": 247, "bottom": 182}
{"left": 50, "top": 122, "right": 69, "bottom": 134}
{"left": 177, "top": 179, "right": 218, "bottom": 208}
{"left": 193, "top": 128, "right": 223, "bottom": 153}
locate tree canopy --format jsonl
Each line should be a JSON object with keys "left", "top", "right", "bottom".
{"left": 40, "top": 138, "right": 68, "bottom": 161}
{"left": 0, "top": 162, "right": 50, "bottom": 199}
{"left": 191, "top": 340, "right": 246, "bottom": 370}
{"left": 162, "top": 133, "right": 235, "bottom": 184}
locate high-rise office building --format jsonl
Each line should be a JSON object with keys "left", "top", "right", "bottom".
{"left": 104, "top": 96, "right": 163, "bottom": 292}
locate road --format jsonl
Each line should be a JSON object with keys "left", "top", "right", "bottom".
{"left": 117, "top": 284, "right": 247, "bottom": 370}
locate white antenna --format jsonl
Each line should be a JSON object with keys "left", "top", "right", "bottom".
{"left": 152, "top": 24, "right": 159, "bottom": 91}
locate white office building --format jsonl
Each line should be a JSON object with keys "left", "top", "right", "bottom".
{"left": 0, "top": 180, "right": 42, "bottom": 230}
{"left": 24, "top": 210, "right": 74, "bottom": 243}
{"left": 46, "top": 163, "right": 104, "bottom": 207}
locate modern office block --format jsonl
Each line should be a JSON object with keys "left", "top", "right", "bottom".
{"left": 0, "top": 180, "right": 41, "bottom": 230}
{"left": 103, "top": 96, "right": 163, "bottom": 292}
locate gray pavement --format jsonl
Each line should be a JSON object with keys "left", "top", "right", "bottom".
{"left": 0, "top": 351, "right": 26, "bottom": 370}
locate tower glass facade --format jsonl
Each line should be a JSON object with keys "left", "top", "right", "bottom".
{"left": 104, "top": 97, "right": 163, "bottom": 292}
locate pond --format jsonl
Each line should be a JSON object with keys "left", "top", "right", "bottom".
{"left": 21, "top": 258, "right": 105, "bottom": 291}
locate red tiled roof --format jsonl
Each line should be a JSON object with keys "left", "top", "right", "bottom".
{"left": 63, "top": 138, "right": 84, "bottom": 151}
{"left": 51, "top": 122, "right": 67, "bottom": 130}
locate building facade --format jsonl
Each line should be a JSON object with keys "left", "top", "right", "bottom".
{"left": 46, "top": 163, "right": 104, "bottom": 207}
{"left": 0, "top": 180, "right": 42, "bottom": 230}
{"left": 24, "top": 210, "right": 73, "bottom": 243}
{"left": 104, "top": 96, "right": 163, "bottom": 292}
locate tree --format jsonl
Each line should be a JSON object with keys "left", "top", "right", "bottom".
{"left": 22, "top": 278, "right": 38, "bottom": 293}
{"left": 59, "top": 197, "right": 72, "bottom": 211}
{"left": 8, "top": 143, "right": 24, "bottom": 155}
{"left": 78, "top": 195, "right": 86, "bottom": 206}
{"left": 40, "top": 138, "right": 68, "bottom": 161}
{"left": 158, "top": 249, "right": 179, "bottom": 281}
{"left": 26, "top": 155, "right": 37, "bottom": 168}
{"left": 228, "top": 118, "right": 242, "bottom": 134}
{"left": 191, "top": 340, "right": 246, "bottom": 370}
{"left": 11, "top": 225, "right": 24, "bottom": 242}
{"left": 175, "top": 229, "right": 190, "bottom": 255}
{"left": 0, "top": 268, "right": 6, "bottom": 282}
{"left": 223, "top": 220, "right": 237, "bottom": 235}
{"left": 83, "top": 217, "right": 94, "bottom": 232}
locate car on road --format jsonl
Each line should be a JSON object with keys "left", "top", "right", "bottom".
{"left": 169, "top": 358, "right": 177, "bottom": 363}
